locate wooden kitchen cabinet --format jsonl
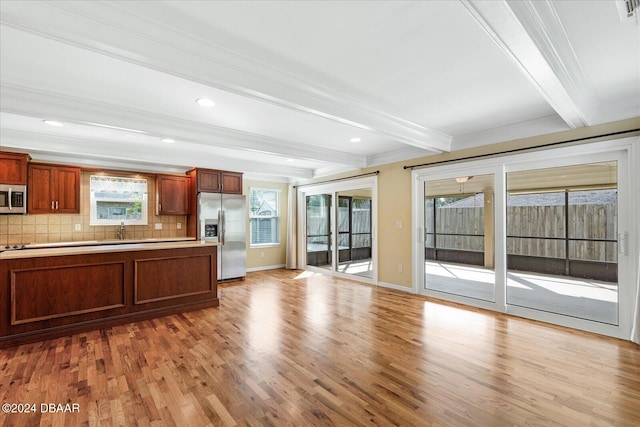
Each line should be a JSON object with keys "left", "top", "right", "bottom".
{"left": 156, "top": 174, "right": 190, "bottom": 215}
{"left": 0, "top": 151, "right": 30, "bottom": 185}
{"left": 190, "top": 168, "right": 243, "bottom": 194}
{"left": 221, "top": 171, "right": 243, "bottom": 194}
{"left": 27, "top": 164, "right": 80, "bottom": 214}
{"left": 196, "top": 169, "right": 221, "bottom": 193}
{"left": 186, "top": 168, "right": 243, "bottom": 237}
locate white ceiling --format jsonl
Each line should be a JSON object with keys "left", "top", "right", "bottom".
{"left": 1, "top": 1, "right": 638, "bottom": 181}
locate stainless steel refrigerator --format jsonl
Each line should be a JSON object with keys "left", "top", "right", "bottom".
{"left": 198, "top": 193, "right": 246, "bottom": 281}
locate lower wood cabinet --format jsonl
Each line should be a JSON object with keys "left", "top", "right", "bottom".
{"left": 0, "top": 245, "right": 218, "bottom": 348}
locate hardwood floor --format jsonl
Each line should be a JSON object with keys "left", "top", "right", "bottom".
{"left": 1, "top": 269, "right": 639, "bottom": 426}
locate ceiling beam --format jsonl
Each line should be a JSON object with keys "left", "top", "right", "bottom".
{"left": 460, "top": 0, "right": 598, "bottom": 129}
{"left": 0, "top": 1, "right": 452, "bottom": 153}
{"left": 1, "top": 84, "right": 365, "bottom": 169}
{"left": 0, "top": 128, "right": 315, "bottom": 179}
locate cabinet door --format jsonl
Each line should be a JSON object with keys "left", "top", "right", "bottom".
{"left": 56, "top": 167, "right": 80, "bottom": 213}
{"left": 157, "top": 175, "right": 190, "bottom": 215}
{"left": 27, "top": 165, "right": 55, "bottom": 214}
{"left": 221, "top": 172, "right": 243, "bottom": 194}
{"left": 27, "top": 165, "right": 80, "bottom": 214}
{"left": 197, "top": 170, "right": 221, "bottom": 192}
{"left": 0, "top": 152, "right": 29, "bottom": 185}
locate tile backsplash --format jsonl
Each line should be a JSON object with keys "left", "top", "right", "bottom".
{"left": 0, "top": 171, "right": 187, "bottom": 246}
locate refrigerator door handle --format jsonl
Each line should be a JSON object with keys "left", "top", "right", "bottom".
{"left": 221, "top": 210, "right": 226, "bottom": 245}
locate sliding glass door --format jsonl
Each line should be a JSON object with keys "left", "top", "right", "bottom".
{"left": 424, "top": 173, "right": 495, "bottom": 302}
{"left": 306, "top": 194, "right": 332, "bottom": 271}
{"left": 412, "top": 139, "right": 635, "bottom": 339}
{"left": 337, "top": 190, "right": 373, "bottom": 278}
{"left": 299, "top": 176, "right": 377, "bottom": 283}
{"left": 506, "top": 162, "right": 619, "bottom": 325}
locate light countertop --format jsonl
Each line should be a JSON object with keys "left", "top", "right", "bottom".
{"left": 0, "top": 239, "right": 220, "bottom": 260}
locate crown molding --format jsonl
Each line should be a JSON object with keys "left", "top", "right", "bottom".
{"left": 311, "top": 164, "right": 361, "bottom": 179}
{"left": 451, "top": 114, "right": 569, "bottom": 151}
{"left": 0, "top": 128, "right": 314, "bottom": 179}
{"left": 460, "top": 0, "right": 598, "bottom": 129}
{"left": 366, "top": 146, "right": 435, "bottom": 168}
{"left": 0, "top": 84, "right": 364, "bottom": 169}
{"left": 0, "top": 1, "right": 452, "bottom": 153}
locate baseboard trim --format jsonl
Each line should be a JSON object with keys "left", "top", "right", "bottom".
{"left": 377, "top": 281, "right": 415, "bottom": 293}
{"left": 246, "top": 264, "right": 286, "bottom": 272}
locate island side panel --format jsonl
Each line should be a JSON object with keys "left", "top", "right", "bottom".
{"left": 11, "top": 261, "right": 126, "bottom": 325}
{"left": 134, "top": 253, "right": 215, "bottom": 304}
{"left": 0, "top": 244, "right": 218, "bottom": 348}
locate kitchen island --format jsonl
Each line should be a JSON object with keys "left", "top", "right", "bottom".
{"left": 0, "top": 240, "right": 220, "bottom": 348}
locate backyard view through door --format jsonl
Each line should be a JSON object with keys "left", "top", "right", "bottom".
{"left": 424, "top": 173, "right": 496, "bottom": 301}
{"left": 306, "top": 189, "right": 373, "bottom": 279}
{"left": 423, "top": 161, "right": 619, "bottom": 326}
{"left": 506, "top": 162, "right": 618, "bottom": 325}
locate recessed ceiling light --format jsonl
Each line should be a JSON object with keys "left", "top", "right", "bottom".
{"left": 161, "top": 138, "right": 175, "bottom": 144}
{"left": 350, "top": 137, "right": 361, "bottom": 143}
{"left": 43, "top": 120, "right": 64, "bottom": 127}
{"left": 196, "top": 98, "right": 216, "bottom": 107}
{"left": 285, "top": 158, "right": 295, "bottom": 162}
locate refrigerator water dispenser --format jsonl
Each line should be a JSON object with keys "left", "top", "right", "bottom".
{"left": 203, "top": 219, "right": 218, "bottom": 242}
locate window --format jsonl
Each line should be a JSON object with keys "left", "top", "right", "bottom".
{"left": 249, "top": 188, "right": 280, "bottom": 246}
{"left": 90, "top": 175, "right": 148, "bottom": 225}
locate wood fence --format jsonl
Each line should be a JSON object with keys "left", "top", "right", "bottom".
{"left": 426, "top": 204, "right": 617, "bottom": 262}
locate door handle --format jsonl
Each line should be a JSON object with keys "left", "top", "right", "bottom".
{"left": 221, "top": 210, "right": 225, "bottom": 245}
{"left": 619, "top": 232, "right": 628, "bottom": 255}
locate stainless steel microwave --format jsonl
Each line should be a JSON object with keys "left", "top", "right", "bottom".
{"left": 0, "top": 184, "right": 27, "bottom": 214}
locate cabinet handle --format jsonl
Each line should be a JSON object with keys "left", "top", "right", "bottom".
{"left": 159, "top": 203, "right": 162, "bottom": 211}
{"left": 51, "top": 201, "right": 54, "bottom": 209}
{"left": 56, "top": 200, "right": 59, "bottom": 210}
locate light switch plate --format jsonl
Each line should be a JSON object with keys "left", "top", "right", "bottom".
{"left": 74, "top": 224, "right": 82, "bottom": 231}
{"left": 154, "top": 223, "right": 162, "bottom": 230}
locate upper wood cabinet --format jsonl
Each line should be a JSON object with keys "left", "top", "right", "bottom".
{"left": 221, "top": 171, "right": 243, "bottom": 194}
{"left": 185, "top": 168, "right": 243, "bottom": 238}
{"left": 0, "top": 151, "right": 30, "bottom": 185}
{"left": 156, "top": 174, "right": 190, "bottom": 215}
{"left": 27, "top": 164, "right": 80, "bottom": 214}
{"left": 189, "top": 168, "right": 243, "bottom": 194}
{"left": 196, "top": 169, "right": 221, "bottom": 193}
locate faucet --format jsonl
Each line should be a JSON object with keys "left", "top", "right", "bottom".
{"left": 116, "top": 221, "right": 126, "bottom": 240}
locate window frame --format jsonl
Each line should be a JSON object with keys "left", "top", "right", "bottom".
{"left": 411, "top": 139, "right": 636, "bottom": 341}
{"left": 89, "top": 175, "right": 148, "bottom": 226}
{"left": 249, "top": 187, "right": 281, "bottom": 248}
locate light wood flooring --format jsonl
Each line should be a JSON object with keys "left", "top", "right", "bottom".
{"left": 1, "top": 269, "right": 639, "bottom": 426}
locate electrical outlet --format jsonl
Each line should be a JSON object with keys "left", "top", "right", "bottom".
{"left": 74, "top": 224, "right": 82, "bottom": 231}
{"left": 395, "top": 220, "right": 403, "bottom": 228}
{"left": 397, "top": 264, "right": 403, "bottom": 273}
{"left": 260, "top": 251, "right": 265, "bottom": 258}
{"left": 154, "top": 223, "right": 162, "bottom": 230}
{"left": 177, "top": 222, "right": 182, "bottom": 229}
